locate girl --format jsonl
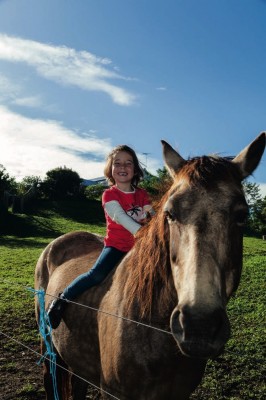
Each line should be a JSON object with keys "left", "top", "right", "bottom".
{"left": 47, "top": 145, "right": 155, "bottom": 328}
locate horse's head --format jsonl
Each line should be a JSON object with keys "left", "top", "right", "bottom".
{"left": 162, "top": 132, "right": 265, "bottom": 359}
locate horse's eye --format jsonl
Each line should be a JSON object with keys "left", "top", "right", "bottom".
{"left": 235, "top": 209, "right": 249, "bottom": 226}
{"left": 164, "top": 210, "right": 175, "bottom": 222}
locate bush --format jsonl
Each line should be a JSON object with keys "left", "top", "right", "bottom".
{"left": 85, "top": 184, "right": 106, "bottom": 200}
{"left": 41, "top": 167, "right": 83, "bottom": 200}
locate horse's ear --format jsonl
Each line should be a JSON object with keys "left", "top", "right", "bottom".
{"left": 232, "top": 132, "right": 266, "bottom": 180}
{"left": 161, "top": 140, "right": 186, "bottom": 177}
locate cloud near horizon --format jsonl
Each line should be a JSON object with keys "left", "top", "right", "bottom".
{"left": 0, "top": 105, "right": 113, "bottom": 181}
{"left": 0, "top": 34, "right": 136, "bottom": 106}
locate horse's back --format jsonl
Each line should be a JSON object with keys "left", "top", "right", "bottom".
{"left": 34, "top": 231, "right": 104, "bottom": 307}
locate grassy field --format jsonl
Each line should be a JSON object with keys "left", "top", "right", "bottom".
{"left": 0, "top": 199, "right": 265, "bottom": 399}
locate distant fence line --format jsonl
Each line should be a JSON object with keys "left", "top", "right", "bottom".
{"left": 1, "top": 184, "right": 37, "bottom": 214}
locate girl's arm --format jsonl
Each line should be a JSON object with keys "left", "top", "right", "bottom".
{"left": 104, "top": 200, "right": 141, "bottom": 235}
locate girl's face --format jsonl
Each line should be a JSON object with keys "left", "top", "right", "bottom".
{"left": 112, "top": 151, "right": 135, "bottom": 188}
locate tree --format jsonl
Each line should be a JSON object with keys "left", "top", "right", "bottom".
{"left": 0, "top": 164, "right": 17, "bottom": 195}
{"left": 259, "top": 197, "right": 266, "bottom": 232}
{"left": 140, "top": 167, "right": 172, "bottom": 201}
{"left": 42, "top": 167, "right": 82, "bottom": 200}
{"left": 156, "top": 167, "right": 171, "bottom": 181}
{"left": 243, "top": 181, "right": 266, "bottom": 235}
{"left": 243, "top": 181, "right": 262, "bottom": 208}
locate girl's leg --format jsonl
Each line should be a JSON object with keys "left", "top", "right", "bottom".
{"left": 63, "top": 246, "right": 126, "bottom": 300}
{"left": 47, "top": 247, "right": 126, "bottom": 328}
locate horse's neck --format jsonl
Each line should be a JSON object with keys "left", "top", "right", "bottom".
{"left": 110, "top": 245, "right": 177, "bottom": 325}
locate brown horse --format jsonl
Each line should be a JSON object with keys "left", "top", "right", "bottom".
{"left": 35, "top": 133, "right": 265, "bottom": 400}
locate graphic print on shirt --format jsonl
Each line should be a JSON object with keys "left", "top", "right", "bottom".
{"left": 126, "top": 204, "right": 146, "bottom": 222}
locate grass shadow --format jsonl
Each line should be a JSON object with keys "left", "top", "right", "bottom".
{"left": 0, "top": 212, "right": 62, "bottom": 238}
{"left": 0, "top": 199, "right": 105, "bottom": 240}
{"left": 24, "top": 199, "right": 105, "bottom": 224}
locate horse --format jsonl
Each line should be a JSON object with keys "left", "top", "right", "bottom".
{"left": 35, "top": 132, "right": 265, "bottom": 400}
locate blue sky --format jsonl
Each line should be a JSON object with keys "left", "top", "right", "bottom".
{"left": 0, "top": 0, "right": 265, "bottom": 194}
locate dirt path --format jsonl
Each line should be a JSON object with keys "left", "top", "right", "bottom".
{"left": 0, "top": 332, "right": 45, "bottom": 399}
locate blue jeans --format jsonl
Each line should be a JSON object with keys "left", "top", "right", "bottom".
{"left": 63, "top": 246, "right": 126, "bottom": 300}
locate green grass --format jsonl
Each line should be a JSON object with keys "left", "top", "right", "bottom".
{"left": 0, "top": 199, "right": 265, "bottom": 399}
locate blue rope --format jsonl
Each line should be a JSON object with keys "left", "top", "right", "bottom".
{"left": 28, "top": 288, "right": 59, "bottom": 400}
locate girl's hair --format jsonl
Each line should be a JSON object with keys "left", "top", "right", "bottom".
{"left": 104, "top": 145, "right": 144, "bottom": 187}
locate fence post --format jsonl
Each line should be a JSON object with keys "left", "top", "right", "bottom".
{"left": 12, "top": 196, "right": 21, "bottom": 213}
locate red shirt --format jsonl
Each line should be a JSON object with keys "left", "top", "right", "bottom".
{"left": 102, "top": 186, "right": 150, "bottom": 252}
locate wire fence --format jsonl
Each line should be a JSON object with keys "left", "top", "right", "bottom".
{"left": 0, "top": 330, "right": 118, "bottom": 399}
{"left": 0, "top": 277, "right": 264, "bottom": 400}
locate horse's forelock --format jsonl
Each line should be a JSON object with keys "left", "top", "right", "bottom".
{"left": 175, "top": 156, "right": 242, "bottom": 187}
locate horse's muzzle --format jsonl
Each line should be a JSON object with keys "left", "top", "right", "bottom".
{"left": 170, "top": 305, "right": 231, "bottom": 359}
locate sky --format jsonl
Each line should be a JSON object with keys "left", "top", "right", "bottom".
{"left": 0, "top": 0, "right": 265, "bottom": 195}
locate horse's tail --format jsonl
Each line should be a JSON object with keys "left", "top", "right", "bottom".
{"left": 35, "top": 288, "right": 71, "bottom": 399}
{"left": 41, "top": 337, "right": 71, "bottom": 400}
{"left": 34, "top": 239, "right": 54, "bottom": 314}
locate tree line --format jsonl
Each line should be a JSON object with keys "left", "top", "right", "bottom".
{"left": 0, "top": 164, "right": 265, "bottom": 235}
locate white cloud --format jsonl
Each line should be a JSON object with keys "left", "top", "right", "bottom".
{"left": 0, "top": 73, "right": 47, "bottom": 110}
{"left": 0, "top": 106, "right": 113, "bottom": 181}
{"left": 0, "top": 34, "right": 136, "bottom": 106}
{"left": 0, "top": 74, "right": 20, "bottom": 100}
{"left": 258, "top": 183, "right": 266, "bottom": 198}
{"left": 12, "top": 95, "right": 43, "bottom": 108}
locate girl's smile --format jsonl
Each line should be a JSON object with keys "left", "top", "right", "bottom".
{"left": 112, "top": 151, "right": 135, "bottom": 191}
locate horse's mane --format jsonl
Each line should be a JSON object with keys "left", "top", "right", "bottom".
{"left": 124, "top": 155, "right": 242, "bottom": 320}
{"left": 124, "top": 196, "right": 174, "bottom": 321}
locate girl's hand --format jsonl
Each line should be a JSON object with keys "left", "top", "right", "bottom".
{"left": 139, "top": 212, "right": 153, "bottom": 225}
{"left": 139, "top": 218, "right": 149, "bottom": 226}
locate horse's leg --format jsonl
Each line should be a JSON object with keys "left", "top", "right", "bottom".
{"left": 71, "top": 375, "right": 88, "bottom": 400}
{"left": 41, "top": 338, "right": 56, "bottom": 400}
{"left": 43, "top": 357, "right": 55, "bottom": 400}
{"left": 41, "top": 339, "right": 71, "bottom": 400}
